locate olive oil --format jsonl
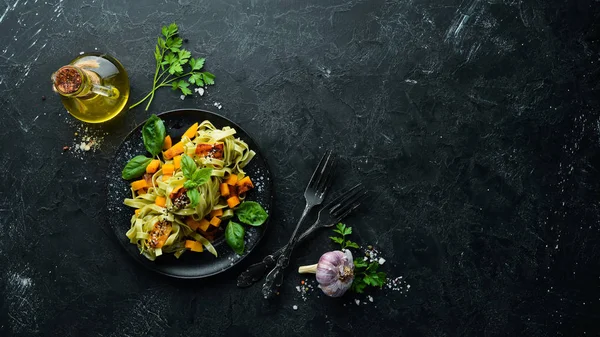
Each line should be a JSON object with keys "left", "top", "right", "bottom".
{"left": 52, "top": 53, "right": 129, "bottom": 123}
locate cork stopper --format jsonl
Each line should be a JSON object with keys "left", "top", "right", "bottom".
{"left": 52, "top": 66, "right": 83, "bottom": 94}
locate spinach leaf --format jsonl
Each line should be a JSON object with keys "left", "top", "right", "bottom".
{"left": 180, "top": 154, "right": 196, "bottom": 179}
{"left": 142, "top": 114, "right": 166, "bottom": 156}
{"left": 235, "top": 201, "right": 268, "bottom": 226}
{"left": 122, "top": 155, "right": 152, "bottom": 179}
{"left": 225, "top": 221, "right": 245, "bottom": 255}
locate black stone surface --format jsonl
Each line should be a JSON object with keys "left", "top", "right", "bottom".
{"left": 0, "top": 0, "right": 599, "bottom": 336}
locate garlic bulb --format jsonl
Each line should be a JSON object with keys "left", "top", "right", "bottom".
{"left": 298, "top": 250, "right": 354, "bottom": 297}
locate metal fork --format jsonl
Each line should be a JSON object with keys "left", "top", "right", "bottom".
{"left": 261, "top": 150, "right": 336, "bottom": 298}
{"left": 237, "top": 183, "right": 367, "bottom": 288}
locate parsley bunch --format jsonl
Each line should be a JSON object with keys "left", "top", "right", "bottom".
{"left": 330, "top": 223, "right": 359, "bottom": 250}
{"left": 330, "top": 223, "right": 387, "bottom": 293}
{"left": 130, "top": 23, "right": 215, "bottom": 111}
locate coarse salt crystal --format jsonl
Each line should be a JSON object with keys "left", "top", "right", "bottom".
{"left": 368, "top": 295, "right": 374, "bottom": 302}
{"left": 355, "top": 299, "right": 360, "bottom": 306}
{"left": 292, "top": 305, "right": 298, "bottom": 310}
{"left": 180, "top": 95, "right": 185, "bottom": 100}
{"left": 194, "top": 87, "right": 204, "bottom": 96}
{"left": 378, "top": 257, "right": 386, "bottom": 265}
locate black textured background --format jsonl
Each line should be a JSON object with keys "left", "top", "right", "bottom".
{"left": 1, "top": 0, "right": 599, "bottom": 336}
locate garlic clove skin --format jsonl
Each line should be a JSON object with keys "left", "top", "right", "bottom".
{"left": 315, "top": 250, "right": 355, "bottom": 297}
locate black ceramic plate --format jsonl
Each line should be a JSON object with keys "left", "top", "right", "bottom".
{"left": 106, "top": 109, "right": 273, "bottom": 279}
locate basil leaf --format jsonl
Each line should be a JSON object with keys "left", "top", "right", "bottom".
{"left": 192, "top": 168, "right": 212, "bottom": 185}
{"left": 187, "top": 188, "right": 200, "bottom": 207}
{"left": 142, "top": 114, "right": 166, "bottom": 156}
{"left": 225, "top": 221, "right": 245, "bottom": 255}
{"left": 180, "top": 154, "right": 196, "bottom": 179}
{"left": 235, "top": 201, "right": 268, "bottom": 226}
{"left": 122, "top": 155, "right": 152, "bottom": 179}
{"left": 183, "top": 180, "right": 197, "bottom": 190}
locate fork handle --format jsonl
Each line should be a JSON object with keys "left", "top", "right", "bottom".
{"left": 262, "top": 205, "right": 311, "bottom": 298}
{"left": 237, "top": 221, "right": 320, "bottom": 288}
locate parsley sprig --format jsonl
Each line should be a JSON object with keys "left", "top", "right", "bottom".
{"left": 330, "top": 223, "right": 359, "bottom": 250}
{"left": 330, "top": 223, "right": 387, "bottom": 294}
{"left": 130, "top": 23, "right": 215, "bottom": 111}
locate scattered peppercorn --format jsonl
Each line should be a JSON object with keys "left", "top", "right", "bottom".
{"left": 183, "top": 38, "right": 189, "bottom": 43}
{"left": 41, "top": 95, "right": 46, "bottom": 101}
{"left": 62, "top": 146, "right": 70, "bottom": 151}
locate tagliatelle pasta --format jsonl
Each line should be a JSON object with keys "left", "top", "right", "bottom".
{"left": 123, "top": 120, "right": 256, "bottom": 261}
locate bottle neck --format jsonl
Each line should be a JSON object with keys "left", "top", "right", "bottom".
{"left": 52, "top": 65, "right": 118, "bottom": 99}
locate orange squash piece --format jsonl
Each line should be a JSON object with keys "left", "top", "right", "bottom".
{"left": 237, "top": 176, "right": 254, "bottom": 194}
{"left": 183, "top": 122, "right": 199, "bottom": 140}
{"left": 195, "top": 143, "right": 213, "bottom": 157}
{"left": 146, "top": 159, "right": 161, "bottom": 174}
{"left": 185, "top": 217, "right": 202, "bottom": 230}
{"left": 147, "top": 221, "right": 172, "bottom": 248}
{"left": 220, "top": 183, "right": 230, "bottom": 197}
{"left": 155, "top": 196, "right": 166, "bottom": 207}
{"left": 227, "top": 196, "right": 240, "bottom": 208}
{"left": 131, "top": 180, "right": 148, "bottom": 190}
{"left": 173, "top": 155, "right": 182, "bottom": 170}
{"left": 135, "top": 209, "right": 141, "bottom": 216}
{"left": 225, "top": 174, "right": 238, "bottom": 185}
{"left": 198, "top": 218, "right": 211, "bottom": 232}
{"left": 210, "top": 209, "right": 223, "bottom": 218}
{"left": 162, "top": 135, "right": 172, "bottom": 150}
{"left": 162, "top": 163, "right": 175, "bottom": 175}
{"left": 209, "top": 216, "right": 221, "bottom": 227}
{"left": 185, "top": 240, "right": 203, "bottom": 252}
{"left": 164, "top": 142, "right": 184, "bottom": 159}
{"left": 212, "top": 143, "right": 224, "bottom": 159}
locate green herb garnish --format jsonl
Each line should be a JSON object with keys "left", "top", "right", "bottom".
{"left": 235, "top": 201, "right": 268, "bottom": 226}
{"left": 121, "top": 155, "right": 152, "bottom": 179}
{"left": 129, "top": 23, "right": 215, "bottom": 111}
{"left": 142, "top": 114, "right": 166, "bottom": 156}
{"left": 180, "top": 154, "right": 212, "bottom": 206}
{"left": 351, "top": 257, "right": 387, "bottom": 293}
{"left": 225, "top": 221, "right": 245, "bottom": 255}
{"left": 330, "top": 223, "right": 359, "bottom": 250}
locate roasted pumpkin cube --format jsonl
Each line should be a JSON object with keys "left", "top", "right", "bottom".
{"left": 146, "top": 159, "right": 161, "bottom": 174}
{"left": 185, "top": 240, "right": 203, "bottom": 252}
{"left": 210, "top": 208, "right": 224, "bottom": 218}
{"left": 220, "top": 183, "right": 230, "bottom": 197}
{"left": 147, "top": 220, "right": 172, "bottom": 248}
{"left": 155, "top": 196, "right": 166, "bottom": 207}
{"left": 225, "top": 174, "right": 238, "bottom": 185}
{"left": 227, "top": 196, "right": 240, "bottom": 208}
{"left": 173, "top": 155, "right": 182, "bottom": 170}
{"left": 198, "top": 218, "right": 211, "bottom": 232}
{"left": 164, "top": 142, "right": 184, "bottom": 159}
{"left": 131, "top": 179, "right": 148, "bottom": 190}
{"left": 183, "top": 122, "right": 199, "bottom": 140}
{"left": 237, "top": 176, "right": 254, "bottom": 194}
{"left": 212, "top": 142, "right": 224, "bottom": 159}
{"left": 162, "top": 135, "right": 172, "bottom": 150}
{"left": 195, "top": 143, "right": 213, "bottom": 157}
{"left": 162, "top": 163, "right": 175, "bottom": 175}
{"left": 209, "top": 216, "right": 221, "bottom": 227}
{"left": 185, "top": 217, "right": 202, "bottom": 230}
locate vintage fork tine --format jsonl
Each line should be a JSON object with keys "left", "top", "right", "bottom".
{"left": 317, "top": 157, "right": 337, "bottom": 195}
{"left": 332, "top": 190, "right": 368, "bottom": 220}
{"left": 306, "top": 150, "right": 331, "bottom": 192}
{"left": 328, "top": 184, "right": 366, "bottom": 214}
